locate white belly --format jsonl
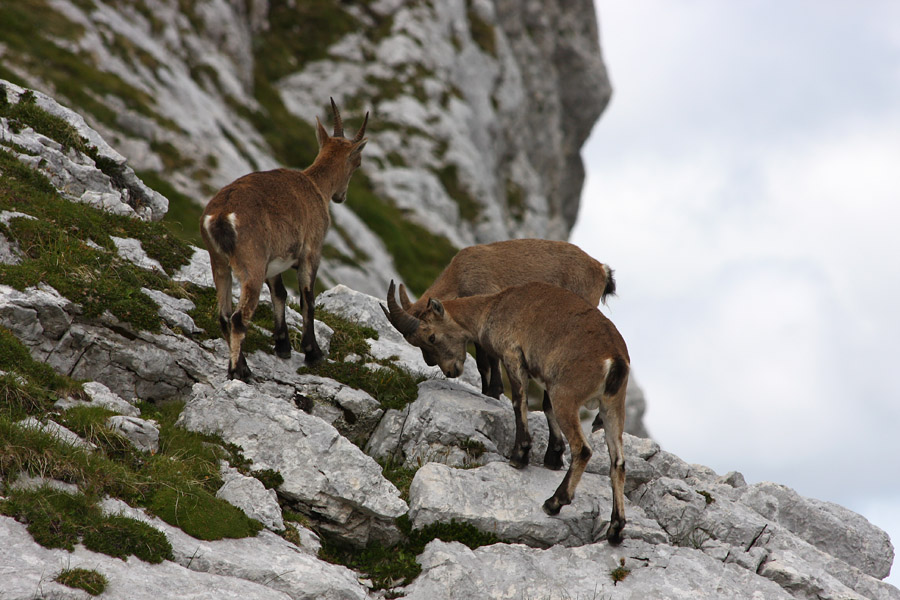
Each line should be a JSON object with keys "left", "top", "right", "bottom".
{"left": 266, "top": 257, "right": 295, "bottom": 279}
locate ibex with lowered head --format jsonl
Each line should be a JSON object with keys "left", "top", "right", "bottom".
{"left": 395, "top": 239, "right": 615, "bottom": 399}
{"left": 384, "top": 280, "right": 630, "bottom": 543}
{"left": 201, "top": 98, "right": 367, "bottom": 381}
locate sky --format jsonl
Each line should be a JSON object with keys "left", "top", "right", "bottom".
{"left": 570, "top": 0, "right": 900, "bottom": 584}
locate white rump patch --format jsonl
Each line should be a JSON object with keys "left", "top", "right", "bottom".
{"left": 584, "top": 357, "right": 614, "bottom": 410}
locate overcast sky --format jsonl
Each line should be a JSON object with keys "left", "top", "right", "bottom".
{"left": 571, "top": 0, "right": 900, "bottom": 584}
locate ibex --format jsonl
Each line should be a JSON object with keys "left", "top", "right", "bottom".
{"left": 200, "top": 98, "right": 367, "bottom": 381}
{"left": 395, "top": 239, "right": 615, "bottom": 399}
{"left": 384, "top": 280, "right": 630, "bottom": 543}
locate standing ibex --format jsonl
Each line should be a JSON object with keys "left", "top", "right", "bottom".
{"left": 200, "top": 98, "right": 367, "bottom": 381}
{"left": 384, "top": 280, "right": 630, "bottom": 543}
{"left": 395, "top": 239, "right": 615, "bottom": 399}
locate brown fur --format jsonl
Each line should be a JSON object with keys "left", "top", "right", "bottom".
{"left": 200, "top": 99, "right": 367, "bottom": 381}
{"left": 384, "top": 280, "right": 630, "bottom": 543}
{"left": 398, "top": 239, "right": 614, "bottom": 398}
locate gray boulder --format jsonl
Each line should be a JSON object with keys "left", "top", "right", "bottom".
{"left": 408, "top": 461, "right": 666, "bottom": 548}
{"left": 217, "top": 466, "right": 285, "bottom": 532}
{"left": 400, "top": 538, "right": 794, "bottom": 600}
{"left": 179, "top": 380, "right": 407, "bottom": 546}
{"left": 54, "top": 380, "right": 141, "bottom": 417}
{"left": 106, "top": 415, "right": 160, "bottom": 453}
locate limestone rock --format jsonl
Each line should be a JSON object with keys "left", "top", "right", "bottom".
{"left": 400, "top": 538, "right": 794, "bottom": 600}
{"left": 178, "top": 380, "right": 407, "bottom": 546}
{"left": 217, "top": 465, "right": 286, "bottom": 532}
{"left": 106, "top": 415, "right": 160, "bottom": 453}
{"left": 54, "top": 380, "right": 140, "bottom": 417}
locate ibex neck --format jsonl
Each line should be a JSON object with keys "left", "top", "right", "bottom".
{"left": 304, "top": 159, "right": 341, "bottom": 200}
{"left": 445, "top": 295, "right": 493, "bottom": 342}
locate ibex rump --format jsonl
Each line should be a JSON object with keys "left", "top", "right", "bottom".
{"left": 201, "top": 99, "right": 367, "bottom": 381}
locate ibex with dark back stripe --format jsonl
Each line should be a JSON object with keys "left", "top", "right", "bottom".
{"left": 384, "top": 280, "right": 630, "bottom": 543}
{"left": 201, "top": 99, "right": 367, "bottom": 381}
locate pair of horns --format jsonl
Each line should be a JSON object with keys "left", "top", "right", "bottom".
{"left": 329, "top": 97, "right": 368, "bottom": 142}
{"left": 383, "top": 280, "right": 419, "bottom": 336}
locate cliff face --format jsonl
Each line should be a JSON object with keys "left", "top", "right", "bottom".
{"left": 0, "top": 0, "right": 609, "bottom": 294}
{"left": 0, "top": 80, "right": 897, "bottom": 600}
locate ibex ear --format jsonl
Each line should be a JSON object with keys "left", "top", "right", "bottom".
{"left": 428, "top": 298, "right": 445, "bottom": 318}
{"left": 316, "top": 117, "right": 330, "bottom": 148}
{"left": 350, "top": 139, "right": 367, "bottom": 157}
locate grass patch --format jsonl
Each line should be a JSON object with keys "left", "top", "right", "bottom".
{"left": 610, "top": 557, "right": 631, "bottom": 585}
{"left": 300, "top": 360, "right": 424, "bottom": 412}
{"left": 435, "top": 163, "right": 481, "bottom": 223}
{"left": 0, "top": 487, "right": 172, "bottom": 563}
{"left": 312, "top": 309, "right": 378, "bottom": 362}
{"left": 346, "top": 173, "right": 458, "bottom": 295}
{"left": 148, "top": 486, "right": 263, "bottom": 540}
{"left": 139, "top": 170, "right": 205, "bottom": 247}
{"left": 320, "top": 515, "right": 499, "bottom": 591}
{"left": 55, "top": 567, "right": 108, "bottom": 596}
{"left": 0, "top": 3, "right": 178, "bottom": 133}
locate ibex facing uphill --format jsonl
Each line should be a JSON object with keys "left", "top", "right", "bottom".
{"left": 395, "top": 239, "right": 615, "bottom": 399}
{"left": 201, "top": 99, "right": 368, "bottom": 381}
{"left": 384, "top": 281, "right": 630, "bottom": 543}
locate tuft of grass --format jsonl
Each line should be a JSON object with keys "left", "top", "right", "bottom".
{"left": 55, "top": 568, "right": 108, "bottom": 596}
{"left": 697, "top": 489, "right": 715, "bottom": 505}
{"left": 320, "top": 515, "right": 500, "bottom": 591}
{"left": 300, "top": 360, "right": 424, "bottom": 412}
{"left": 148, "top": 486, "right": 263, "bottom": 541}
{"left": 0, "top": 487, "right": 173, "bottom": 563}
{"left": 379, "top": 459, "right": 418, "bottom": 502}
{"left": 312, "top": 309, "right": 378, "bottom": 362}
{"left": 610, "top": 557, "right": 631, "bottom": 585}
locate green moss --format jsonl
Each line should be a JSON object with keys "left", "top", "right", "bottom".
{"left": 139, "top": 170, "right": 205, "bottom": 247}
{"left": 148, "top": 486, "right": 263, "bottom": 540}
{"left": 312, "top": 309, "right": 378, "bottom": 362}
{"left": 505, "top": 178, "right": 526, "bottom": 222}
{"left": 82, "top": 514, "right": 171, "bottom": 563}
{"left": 0, "top": 2, "right": 179, "bottom": 132}
{"left": 466, "top": 0, "right": 497, "bottom": 56}
{"left": 435, "top": 164, "right": 481, "bottom": 222}
{"left": 0, "top": 487, "right": 173, "bottom": 562}
{"left": 300, "top": 360, "right": 424, "bottom": 412}
{"left": 55, "top": 568, "right": 108, "bottom": 596}
{"left": 346, "top": 173, "right": 458, "bottom": 295}
{"left": 320, "top": 515, "right": 499, "bottom": 591}
{"left": 256, "top": 0, "right": 359, "bottom": 81}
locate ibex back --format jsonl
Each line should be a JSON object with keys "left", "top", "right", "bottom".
{"left": 384, "top": 280, "right": 630, "bottom": 543}
{"left": 201, "top": 98, "right": 367, "bottom": 381}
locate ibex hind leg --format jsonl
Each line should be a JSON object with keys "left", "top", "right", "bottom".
{"left": 297, "top": 264, "right": 323, "bottom": 364}
{"left": 267, "top": 275, "right": 291, "bottom": 359}
{"left": 228, "top": 276, "right": 262, "bottom": 382}
{"left": 543, "top": 394, "right": 591, "bottom": 515}
{"left": 542, "top": 391, "right": 566, "bottom": 470}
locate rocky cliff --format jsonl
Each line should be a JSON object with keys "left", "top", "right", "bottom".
{"left": 0, "top": 0, "right": 609, "bottom": 295}
{"left": 1, "top": 79, "right": 897, "bottom": 600}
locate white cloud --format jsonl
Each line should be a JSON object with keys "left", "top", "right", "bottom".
{"left": 575, "top": 0, "right": 900, "bottom": 585}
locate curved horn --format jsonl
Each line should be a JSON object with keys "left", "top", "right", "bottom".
{"left": 385, "top": 280, "right": 420, "bottom": 336}
{"left": 330, "top": 97, "right": 344, "bottom": 138}
{"left": 353, "top": 111, "right": 369, "bottom": 143}
{"left": 398, "top": 283, "right": 413, "bottom": 311}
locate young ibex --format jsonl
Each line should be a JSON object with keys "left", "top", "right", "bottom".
{"left": 395, "top": 239, "right": 615, "bottom": 399}
{"left": 200, "top": 98, "right": 368, "bottom": 381}
{"left": 384, "top": 280, "right": 630, "bottom": 543}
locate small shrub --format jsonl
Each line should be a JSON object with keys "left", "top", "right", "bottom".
{"left": 251, "top": 468, "right": 284, "bottom": 489}
{"left": 55, "top": 568, "right": 108, "bottom": 596}
{"left": 610, "top": 557, "right": 631, "bottom": 585}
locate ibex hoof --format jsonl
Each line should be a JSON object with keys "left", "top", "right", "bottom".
{"left": 274, "top": 338, "right": 292, "bottom": 359}
{"left": 607, "top": 519, "right": 625, "bottom": 545}
{"left": 303, "top": 347, "right": 324, "bottom": 364}
{"left": 227, "top": 365, "right": 253, "bottom": 382}
{"left": 543, "top": 450, "right": 564, "bottom": 471}
{"left": 542, "top": 497, "right": 562, "bottom": 516}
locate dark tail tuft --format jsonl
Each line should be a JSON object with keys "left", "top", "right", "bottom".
{"left": 206, "top": 214, "right": 237, "bottom": 255}
{"left": 601, "top": 265, "right": 617, "bottom": 305}
{"left": 605, "top": 357, "right": 629, "bottom": 397}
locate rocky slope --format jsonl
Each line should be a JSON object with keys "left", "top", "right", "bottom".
{"left": 1, "top": 79, "right": 897, "bottom": 600}
{"left": 0, "top": 0, "right": 610, "bottom": 295}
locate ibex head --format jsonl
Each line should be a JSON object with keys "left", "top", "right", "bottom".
{"left": 315, "top": 97, "right": 368, "bottom": 204}
{"left": 383, "top": 280, "right": 468, "bottom": 378}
